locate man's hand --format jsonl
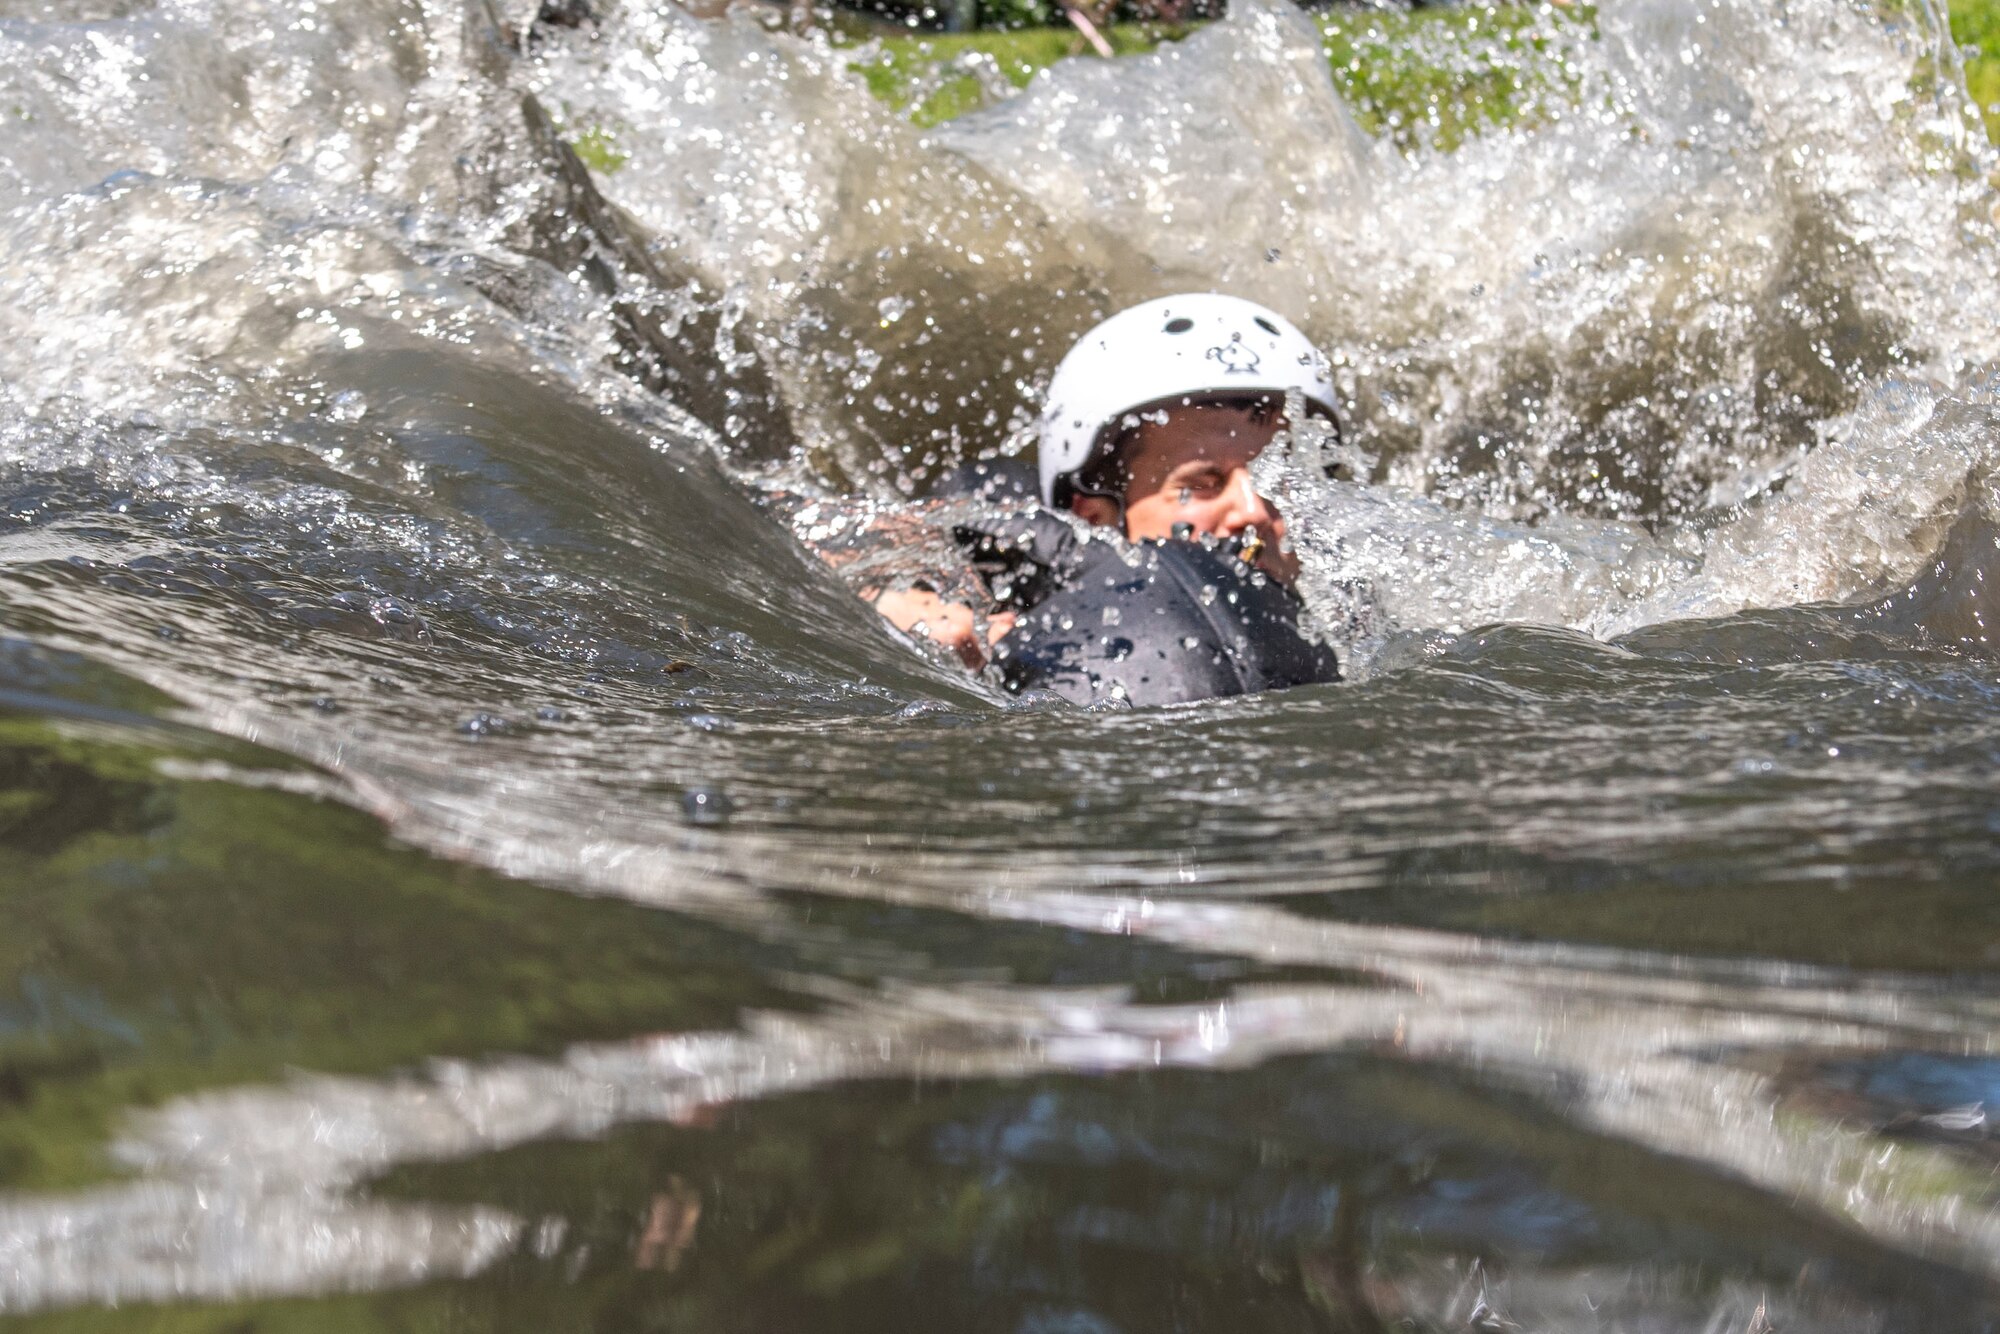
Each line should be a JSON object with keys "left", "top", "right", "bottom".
{"left": 872, "top": 588, "right": 1016, "bottom": 669}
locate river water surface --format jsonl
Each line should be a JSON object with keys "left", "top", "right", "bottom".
{"left": 2, "top": 0, "right": 2000, "bottom": 1328}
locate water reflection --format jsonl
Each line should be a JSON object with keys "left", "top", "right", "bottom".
{"left": 361, "top": 1053, "right": 2000, "bottom": 1331}
{"left": 0, "top": 646, "right": 1998, "bottom": 1324}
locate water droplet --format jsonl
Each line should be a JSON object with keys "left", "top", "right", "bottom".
{"left": 681, "top": 787, "right": 734, "bottom": 825}
{"left": 360, "top": 596, "right": 429, "bottom": 643}
{"left": 1003, "top": 688, "right": 1067, "bottom": 711}
{"left": 457, "top": 712, "right": 510, "bottom": 738}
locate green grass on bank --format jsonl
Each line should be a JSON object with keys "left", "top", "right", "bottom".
{"left": 558, "top": 1, "right": 2000, "bottom": 165}
{"left": 1952, "top": 0, "right": 2000, "bottom": 138}
{"left": 847, "top": 21, "right": 1168, "bottom": 127}
{"left": 845, "top": 3, "right": 1584, "bottom": 144}
{"left": 845, "top": 0, "right": 2000, "bottom": 145}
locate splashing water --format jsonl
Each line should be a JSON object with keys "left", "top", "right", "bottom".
{"left": 2, "top": 0, "right": 2000, "bottom": 1326}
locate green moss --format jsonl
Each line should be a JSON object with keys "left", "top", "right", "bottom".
{"left": 545, "top": 99, "right": 632, "bottom": 176}
{"left": 570, "top": 124, "right": 630, "bottom": 175}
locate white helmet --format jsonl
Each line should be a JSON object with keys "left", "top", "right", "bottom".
{"left": 1037, "top": 293, "right": 1338, "bottom": 507}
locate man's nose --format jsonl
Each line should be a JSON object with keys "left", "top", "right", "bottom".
{"left": 1218, "top": 468, "right": 1276, "bottom": 532}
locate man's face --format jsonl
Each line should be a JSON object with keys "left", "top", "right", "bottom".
{"left": 1073, "top": 398, "right": 1300, "bottom": 584}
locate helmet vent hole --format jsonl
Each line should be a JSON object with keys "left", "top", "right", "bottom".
{"left": 1253, "top": 317, "right": 1280, "bottom": 335}
{"left": 1163, "top": 317, "right": 1194, "bottom": 334}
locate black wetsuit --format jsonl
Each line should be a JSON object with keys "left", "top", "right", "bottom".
{"left": 948, "top": 491, "right": 1342, "bottom": 708}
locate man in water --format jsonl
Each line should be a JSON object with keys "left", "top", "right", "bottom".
{"left": 871, "top": 293, "right": 1342, "bottom": 705}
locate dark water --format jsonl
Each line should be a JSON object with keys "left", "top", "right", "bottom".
{"left": 3, "top": 0, "right": 2000, "bottom": 1328}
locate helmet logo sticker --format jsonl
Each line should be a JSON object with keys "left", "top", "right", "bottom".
{"left": 1207, "top": 337, "right": 1261, "bottom": 375}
